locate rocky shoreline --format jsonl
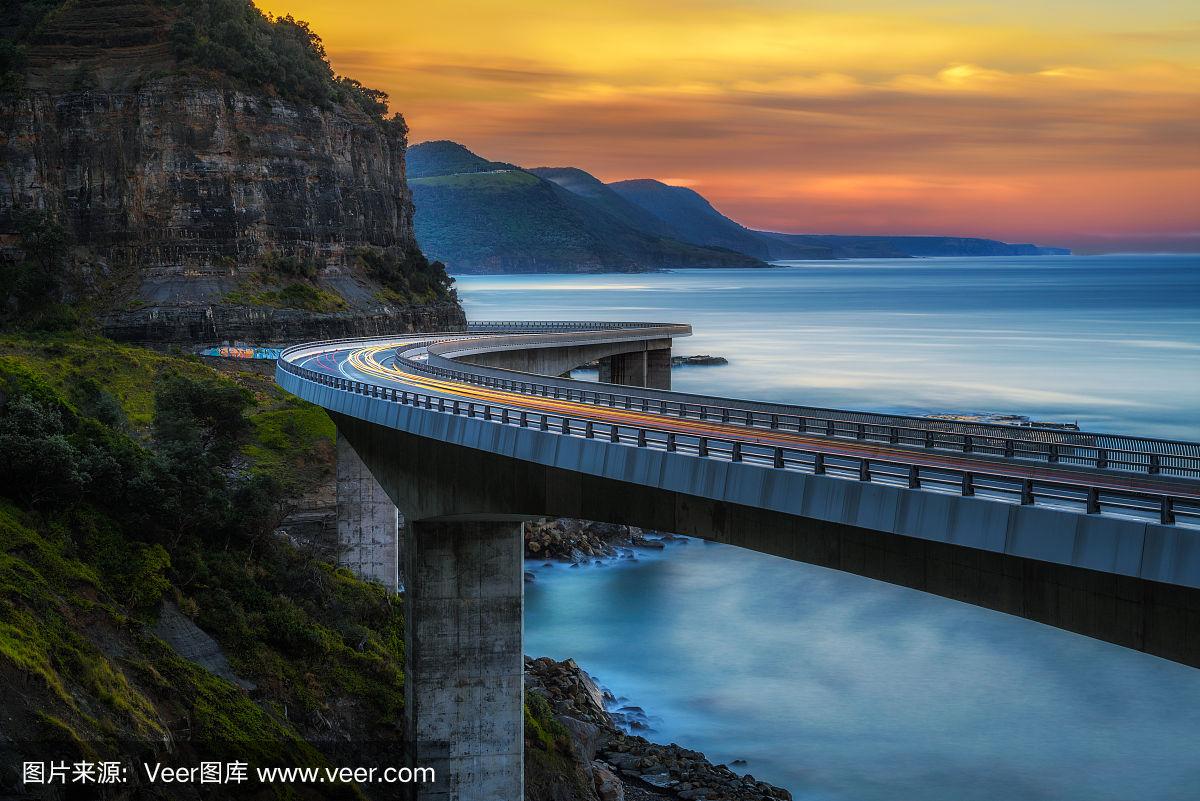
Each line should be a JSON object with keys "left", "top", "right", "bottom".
{"left": 671, "top": 355, "right": 729, "bottom": 366}
{"left": 524, "top": 519, "right": 791, "bottom": 801}
{"left": 523, "top": 518, "right": 681, "bottom": 563}
{"left": 575, "top": 355, "right": 728, "bottom": 370}
{"left": 526, "top": 656, "right": 791, "bottom": 801}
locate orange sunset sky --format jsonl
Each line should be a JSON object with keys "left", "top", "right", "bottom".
{"left": 259, "top": 0, "right": 1200, "bottom": 252}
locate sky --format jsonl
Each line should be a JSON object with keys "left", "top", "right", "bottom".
{"left": 259, "top": 1, "right": 1200, "bottom": 252}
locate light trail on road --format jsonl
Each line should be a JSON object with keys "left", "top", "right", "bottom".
{"left": 296, "top": 338, "right": 1200, "bottom": 504}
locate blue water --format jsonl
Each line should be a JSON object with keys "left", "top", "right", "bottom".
{"left": 455, "top": 256, "right": 1200, "bottom": 801}
{"left": 457, "top": 255, "right": 1200, "bottom": 439}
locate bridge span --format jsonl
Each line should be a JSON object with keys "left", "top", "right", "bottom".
{"left": 277, "top": 321, "right": 1200, "bottom": 801}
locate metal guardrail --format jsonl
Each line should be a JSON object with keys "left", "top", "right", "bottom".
{"left": 277, "top": 357, "right": 1199, "bottom": 528}
{"left": 401, "top": 351, "right": 1200, "bottom": 479}
{"left": 467, "top": 321, "right": 660, "bottom": 331}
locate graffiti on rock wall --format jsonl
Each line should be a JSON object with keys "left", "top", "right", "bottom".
{"left": 199, "top": 345, "right": 284, "bottom": 361}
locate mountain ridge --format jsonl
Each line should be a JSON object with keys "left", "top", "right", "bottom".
{"left": 608, "top": 178, "right": 1070, "bottom": 260}
{"left": 408, "top": 142, "right": 1069, "bottom": 271}
{"left": 407, "top": 141, "right": 767, "bottom": 273}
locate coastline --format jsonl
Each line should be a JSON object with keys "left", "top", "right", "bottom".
{"left": 523, "top": 520, "right": 793, "bottom": 801}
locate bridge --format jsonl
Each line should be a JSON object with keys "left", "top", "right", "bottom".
{"left": 277, "top": 321, "right": 1200, "bottom": 800}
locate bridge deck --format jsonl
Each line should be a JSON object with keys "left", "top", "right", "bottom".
{"left": 280, "top": 324, "right": 1200, "bottom": 531}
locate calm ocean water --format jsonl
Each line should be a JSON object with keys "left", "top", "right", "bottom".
{"left": 455, "top": 255, "right": 1200, "bottom": 801}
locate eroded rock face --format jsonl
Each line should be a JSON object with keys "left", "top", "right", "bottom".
{"left": 3, "top": 82, "right": 414, "bottom": 263}
{"left": 1, "top": 18, "right": 466, "bottom": 342}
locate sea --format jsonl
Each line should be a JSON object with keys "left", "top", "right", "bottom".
{"left": 454, "top": 255, "right": 1200, "bottom": 801}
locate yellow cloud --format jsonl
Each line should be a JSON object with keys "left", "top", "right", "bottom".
{"left": 253, "top": 0, "right": 1200, "bottom": 251}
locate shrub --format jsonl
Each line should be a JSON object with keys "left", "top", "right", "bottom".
{"left": 355, "top": 246, "right": 455, "bottom": 304}
{"left": 163, "top": 0, "right": 391, "bottom": 116}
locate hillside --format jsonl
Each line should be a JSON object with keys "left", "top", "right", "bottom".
{"left": 607, "top": 179, "right": 834, "bottom": 259}
{"left": 409, "top": 139, "right": 520, "bottom": 178}
{"left": 408, "top": 142, "right": 1068, "bottom": 273}
{"left": 408, "top": 141, "right": 765, "bottom": 273}
{"left": 0, "top": 335, "right": 404, "bottom": 798}
{"left": 530, "top": 167, "right": 680, "bottom": 239}
{"left": 610, "top": 179, "right": 1070, "bottom": 259}
{"left": 0, "top": 0, "right": 464, "bottom": 342}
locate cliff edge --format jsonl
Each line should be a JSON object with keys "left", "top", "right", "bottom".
{"left": 0, "top": 0, "right": 465, "bottom": 342}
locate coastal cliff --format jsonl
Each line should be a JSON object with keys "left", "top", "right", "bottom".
{"left": 0, "top": 0, "right": 464, "bottom": 341}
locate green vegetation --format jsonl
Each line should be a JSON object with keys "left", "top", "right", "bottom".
{"left": 162, "top": 0, "right": 395, "bottom": 116}
{"left": 220, "top": 247, "right": 454, "bottom": 312}
{"left": 0, "top": 209, "right": 84, "bottom": 332}
{"left": 0, "top": 335, "right": 399, "bottom": 787}
{"left": 523, "top": 689, "right": 596, "bottom": 800}
{"left": 410, "top": 170, "right": 538, "bottom": 190}
{"left": 1, "top": 0, "right": 392, "bottom": 120}
{"left": 524, "top": 690, "right": 571, "bottom": 754}
{"left": 225, "top": 282, "right": 350, "bottom": 313}
{"left": 355, "top": 245, "right": 456, "bottom": 306}
{"left": 406, "top": 140, "right": 765, "bottom": 273}
{"left": 166, "top": 0, "right": 335, "bottom": 107}
{"left": 406, "top": 139, "right": 519, "bottom": 179}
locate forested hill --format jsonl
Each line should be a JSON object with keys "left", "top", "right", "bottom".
{"left": 406, "top": 138, "right": 1070, "bottom": 272}
{"left": 407, "top": 140, "right": 766, "bottom": 273}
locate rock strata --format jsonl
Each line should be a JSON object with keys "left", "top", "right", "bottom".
{"left": 0, "top": 1, "right": 465, "bottom": 342}
{"left": 525, "top": 656, "right": 792, "bottom": 801}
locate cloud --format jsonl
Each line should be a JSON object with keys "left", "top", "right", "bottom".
{"left": 258, "top": 0, "right": 1200, "bottom": 250}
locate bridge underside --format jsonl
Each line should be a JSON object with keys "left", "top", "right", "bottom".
{"left": 335, "top": 412, "right": 1200, "bottom": 670}
{"left": 455, "top": 337, "right": 673, "bottom": 388}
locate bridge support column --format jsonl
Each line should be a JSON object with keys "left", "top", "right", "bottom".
{"left": 404, "top": 519, "right": 524, "bottom": 800}
{"left": 336, "top": 431, "right": 401, "bottom": 591}
{"left": 646, "top": 347, "right": 672, "bottom": 390}
{"left": 598, "top": 351, "right": 648, "bottom": 387}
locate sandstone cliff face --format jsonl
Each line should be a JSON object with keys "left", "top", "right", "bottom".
{"left": 0, "top": 1, "right": 465, "bottom": 341}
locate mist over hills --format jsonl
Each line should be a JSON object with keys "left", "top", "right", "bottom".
{"left": 410, "top": 141, "right": 1070, "bottom": 273}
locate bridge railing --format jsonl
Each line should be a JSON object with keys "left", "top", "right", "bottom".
{"left": 277, "top": 358, "right": 1199, "bottom": 528}
{"left": 467, "top": 321, "right": 670, "bottom": 332}
{"left": 398, "top": 350, "right": 1200, "bottom": 480}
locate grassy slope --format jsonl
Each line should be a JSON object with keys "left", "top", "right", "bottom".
{"left": 0, "top": 334, "right": 574, "bottom": 799}
{"left": 407, "top": 139, "right": 519, "bottom": 178}
{"left": 0, "top": 335, "right": 395, "bottom": 799}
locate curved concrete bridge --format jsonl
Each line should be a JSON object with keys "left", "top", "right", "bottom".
{"left": 277, "top": 321, "right": 1200, "bottom": 800}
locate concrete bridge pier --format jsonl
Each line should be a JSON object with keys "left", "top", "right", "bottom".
{"left": 598, "top": 351, "right": 646, "bottom": 387}
{"left": 404, "top": 519, "right": 525, "bottom": 800}
{"left": 599, "top": 347, "right": 672, "bottom": 390}
{"left": 646, "top": 347, "right": 671, "bottom": 390}
{"left": 336, "top": 432, "right": 402, "bottom": 591}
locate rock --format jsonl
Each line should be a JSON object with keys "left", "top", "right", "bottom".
{"left": 525, "top": 656, "right": 795, "bottom": 801}
{"left": 593, "top": 763, "right": 625, "bottom": 801}
{"left": 640, "top": 772, "right": 676, "bottom": 789}
{"left": 671, "top": 355, "right": 729, "bottom": 367}
{"left": 524, "top": 571, "right": 536, "bottom": 583}
{"left": 560, "top": 716, "right": 602, "bottom": 765}
{"left": 1, "top": 12, "right": 465, "bottom": 344}
{"left": 152, "top": 601, "right": 254, "bottom": 690}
